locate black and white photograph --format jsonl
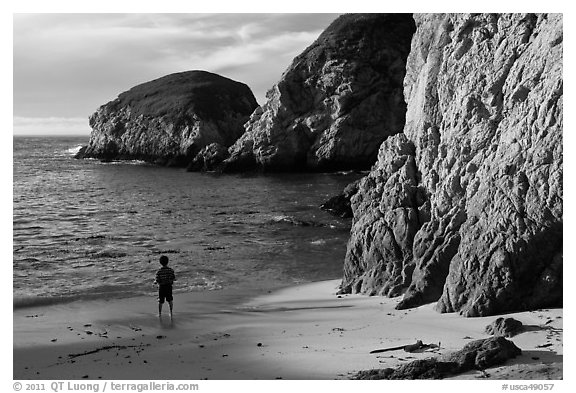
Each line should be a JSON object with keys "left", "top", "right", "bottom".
{"left": 10, "top": 1, "right": 565, "bottom": 386}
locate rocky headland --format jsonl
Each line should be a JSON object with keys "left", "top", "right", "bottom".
{"left": 340, "top": 13, "right": 563, "bottom": 317}
{"left": 219, "top": 13, "right": 416, "bottom": 172}
{"left": 75, "top": 70, "right": 258, "bottom": 167}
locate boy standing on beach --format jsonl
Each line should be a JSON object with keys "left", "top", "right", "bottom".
{"left": 154, "top": 255, "right": 176, "bottom": 318}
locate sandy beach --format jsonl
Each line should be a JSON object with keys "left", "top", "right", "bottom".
{"left": 13, "top": 280, "right": 562, "bottom": 380}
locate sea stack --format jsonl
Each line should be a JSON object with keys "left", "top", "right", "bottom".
{"left": 341, "top": 13, "right": 563, "bottom": 317}
{"left": 221, "top": 13, "right": 416, "bottom": 172}
{"left": 75, "top": 70, "right": 258, "bottom": 167}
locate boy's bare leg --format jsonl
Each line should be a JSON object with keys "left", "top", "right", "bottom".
{"left": 158, "top": 302, "right": 163, "bottom": 317}
{"left": 168, "top": 301, "right": 173, "bottom": 317}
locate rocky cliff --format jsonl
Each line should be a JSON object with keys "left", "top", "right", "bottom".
{"left": 341, "top": 13, "right": 563, "bottom": 316}
{"left": 220, "top": 13, "right": 416, "bottom": 172}
{"left": 76, "top": 71, "right": 258, "bottom": 166}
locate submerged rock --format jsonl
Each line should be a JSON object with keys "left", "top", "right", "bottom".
{"left": 221, "top": 13, "right": 416, "bottom": 172}
{"left": 355, "top": 336, "right": 522, "bottom": 379}
{"left": 320, "top": 180, "right": 361, "bottom": 218}
{"left": 76, "top": 71, "right": 258, "bottom": 166}
{"left": 341, "top": 13, "right": 563, "bottom": 316}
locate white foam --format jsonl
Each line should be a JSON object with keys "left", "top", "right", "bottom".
{"left": 66, "top": 145, "right": 84, "bottom": 155}
{"left": 271, "top": 214, "right": 292, "bottom": 222}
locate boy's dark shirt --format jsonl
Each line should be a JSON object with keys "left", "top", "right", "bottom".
{"left": 156, "top": 266, "right": 176, "bottom": 286}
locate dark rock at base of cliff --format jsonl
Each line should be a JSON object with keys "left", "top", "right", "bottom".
{"left": 74, "top": 146, "right": 88, "bottom": 159}
{"left": 320, "top": 180, "right": 361, "bottom": 218}
{"left": 485, "top": 317, "right": 524, "bottom": 338}
{"left": 223, "top": 14, "right": 416, "bottom": 172}
{"left": 77, "top": 70, "right": 258, "bottom": 167}
{"left": 354, "top": 337, "right": 521, "bottom": 379}
{"left": 187, "top": 143, "right": 230, "bottom": 172}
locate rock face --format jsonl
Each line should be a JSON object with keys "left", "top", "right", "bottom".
{"left": 76, "top": 71, "right": 258, "bottom": 166}
{"left": 355, "top": 336, "right": 522, "bottom": 379}
{"left": 221, "top": 14, "right": 416, "bottom": 172}
{"left": 341, "top": 13, "right": 563, "bottom": 316}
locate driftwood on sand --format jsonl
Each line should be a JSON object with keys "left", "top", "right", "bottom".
{"left": 359, "top": 337, "right": 522, "bottom": 380}
{"left": 370, "top": 340, "right": 440, "bottom": 354}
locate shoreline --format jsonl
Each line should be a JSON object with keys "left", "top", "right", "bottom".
{"left": 13, "top": 280, "right": 562, "bottom": 380}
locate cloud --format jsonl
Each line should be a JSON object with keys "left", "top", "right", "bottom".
{"left": 13, "top": 13, "right": 339, "bottom": 120}
{"left": 13, "top": 117, "right": 91, "bottom": 135}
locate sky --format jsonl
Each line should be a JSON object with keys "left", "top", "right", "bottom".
{"left": 13, "top": 13, "right": 340, "bottom": 135}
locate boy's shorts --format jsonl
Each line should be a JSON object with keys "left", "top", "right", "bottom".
{"left": 158, "top": 284, "right": 173, "bottom": 303}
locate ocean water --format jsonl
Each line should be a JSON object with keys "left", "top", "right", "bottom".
{"left": 13, "top": 136, "right": 362, "bottom": 308}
